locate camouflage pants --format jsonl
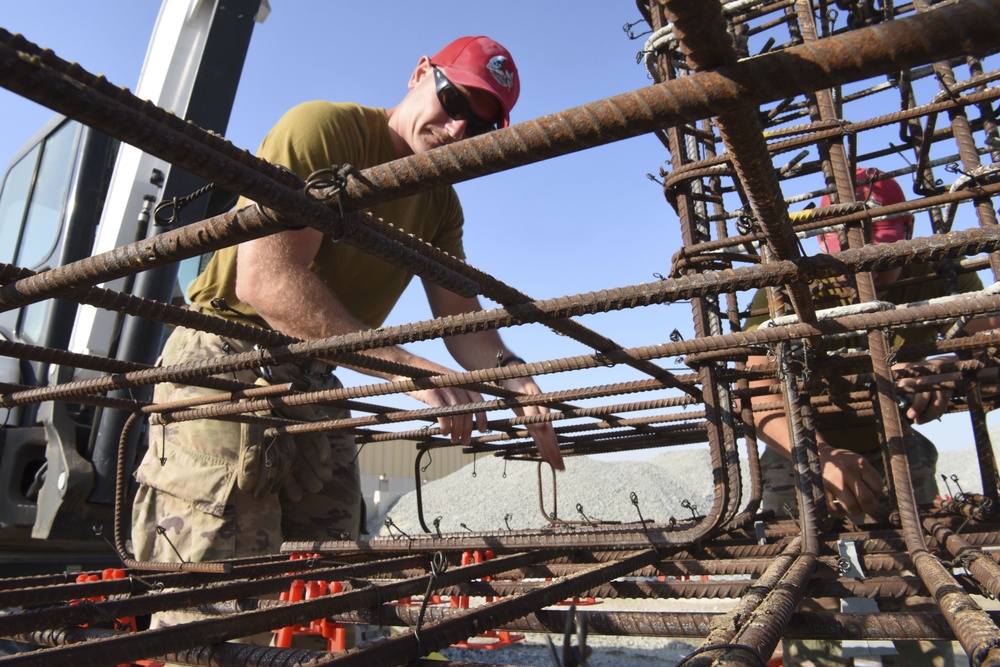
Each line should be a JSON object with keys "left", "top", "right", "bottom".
{"left": 761, "top": 429, "right": 953, "bottom": 666}
{"left": 781, "top": 634, "right": 955, "bottom": 667}
{"left": 131, "top": 324, "right": 361, "bottom": 629}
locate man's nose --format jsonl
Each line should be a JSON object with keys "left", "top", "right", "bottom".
{"left": 444, "top": 117, "right": 469, "bottom": 140}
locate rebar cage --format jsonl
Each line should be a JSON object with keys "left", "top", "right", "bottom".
{"left": 4, "top": 1, "right": 1000, "bottom": 665}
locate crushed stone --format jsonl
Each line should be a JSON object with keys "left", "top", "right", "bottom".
{"left": 366, "top": 443, "right": 993, "bottom": 665}
{"left": 373, "top": 448, "right": 751, "bottom": 537}
{"left": 374, "top": 443, "right": 992, "bottom": 537}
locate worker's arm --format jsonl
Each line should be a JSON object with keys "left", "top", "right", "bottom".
{"left": 747, "top": 354, "right": 882, "bottom": 515}
{"left": 964, "top": 314, "right": 1000, "bottom": 334}
{"left": 235, "top": 226, "right": 489, "bottom": 446}
{"left": 423, "top": 279, "right": 564, "bottom": 470}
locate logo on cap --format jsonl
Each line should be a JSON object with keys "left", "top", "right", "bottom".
{"left": 487, "top": 56, "right": 514, "bottom": 90}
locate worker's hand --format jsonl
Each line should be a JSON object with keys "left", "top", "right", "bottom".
{"left": 407, "top": 385, "right": 488, "bottom": 446}
{"left": 893, "top": 359, "right": 955, "bottom": 424}
{"left": 282, "top": 433, "right": 334, "bottom": 502}
{"left": 237, "top": 423, "right": 295, "bottom": 500}
{"left": 503, "top": 375, "right": 563, "bottom": 471}
{"left": 897, "top": 383, "right": 953, "bottom": 424}
{"left": 817, "top": 443, "right": 883, "bottom": 516}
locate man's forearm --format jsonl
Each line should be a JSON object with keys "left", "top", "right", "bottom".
{"left": 755, "top": 409, "right": 796, "bottom": 460}
{"left": 244, "top": 262, "right": 456, "bottom": 381}
{"left": 443, "top": 328, "right": 517, "bottom": 372}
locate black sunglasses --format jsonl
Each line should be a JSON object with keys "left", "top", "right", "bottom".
{"left": 432, "top": 66, "right": 499, "bottom": 137}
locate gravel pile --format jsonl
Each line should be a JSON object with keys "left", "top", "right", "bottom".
{"left": 441, "top": 632, "right": 702, "bottom": 666}
{"left": 374, "top": 448, "right": 751, "bottom": 536}
{"left": 368, "top": 444, "right": 993, "bottom": 666}
{"left": 373, "top": 444, "right": 989, "bottom": 536}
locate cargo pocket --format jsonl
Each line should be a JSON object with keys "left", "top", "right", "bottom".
{"left": 135, "top": 421, "right": 238, "bottom": 518}
{"left": 236, "top": 420, "right": 294, "bottom": 499}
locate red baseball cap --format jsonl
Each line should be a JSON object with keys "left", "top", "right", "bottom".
{"left": 430, "top": 36, "right": 520, "bottom": 127}
{"left": 818, "top": 167, "right": 914, "bottom": 252}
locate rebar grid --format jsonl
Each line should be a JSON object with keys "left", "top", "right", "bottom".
{"left": 2, "top": 1, "right": 1000, "bottom": 665}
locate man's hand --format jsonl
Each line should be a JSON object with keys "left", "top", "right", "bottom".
{"left": 901, "top": 385, "right": 953, "bottom": 424}
{"left": 893, "top": 358, "right": 956, "bottom": 424}
{"left": 418, "top": 285, "right": 563, "bottom": 467}
{"left": 503, "top": 375, "right": 563, "bottom": 471}
{"left": 817, "top": 443, "right": 883, "bottom": 516}
{"left": 407, "top": 385, "right": 488, "bottom": 446}
{"left": 898, "top": 376, "right": 954, "bottom": 424}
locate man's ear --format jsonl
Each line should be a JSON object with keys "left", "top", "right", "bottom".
{"left": 905, "top": 216, "right": 914, "bottom": 240}
{"left": 408, "top": 56, "right": 433, "bottom": 90}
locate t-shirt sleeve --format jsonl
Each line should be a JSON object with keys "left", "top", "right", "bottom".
{"left": 256, "top": 101, "right": 363, "bottom": 179}
{"left": 743, "top": 288, "right": 770, "bottom": 332}
{"left": 958, "top": 268, "right": 985, "bottom": 295}
{"left": 237, "top": 102, "right": 363, "bottom": 209}
{"left": 430, "top": 188, "right": 466, "bottom": 260}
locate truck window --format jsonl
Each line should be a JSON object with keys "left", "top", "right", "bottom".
{"left": 13, "top": 121, "right": 79, "bottom": 270}
{"left": 0, "top": 120, "right": 83, "bottom": 345}
{"left": 0, "top": 143, "right": 41, "bottom": 266}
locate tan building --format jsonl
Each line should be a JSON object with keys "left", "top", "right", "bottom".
{"left": 357, "top": 439, "right": 472, "bottom": 530}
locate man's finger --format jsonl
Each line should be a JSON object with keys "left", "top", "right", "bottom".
{"left": 829, "top": 497, "right": 848, "bottom": 517}
{"left": 929, "top": 389, "right": 952, "bottom": 421}
{"left": 835, "top": 493, "right": 862, "bottom": 516}
{"left": 528, "top": 423, "right": 563, "bottom": 471}
{"left": 456, "top": 413, "right": 473, "bottom": 445}
{"left": 861, "top": 464, "right": 883, "bottom": 494}
{"left": 907, "top": 392, "right": 928, "bottom": 421}
{"left": 475, "top": 409, "right": 488, "bottom": 434}
{"left": 853, "top": 480, "right": 880, "bottom": 515}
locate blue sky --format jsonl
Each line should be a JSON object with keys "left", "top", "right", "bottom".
{"left": 0, "top": 2, "right": 687, "bottom": 423}
{"left": 1, "top": 2, "right": 995, "bottom": 458}
{"left": 0, "top": 2, "right": 677, "bottom": 361}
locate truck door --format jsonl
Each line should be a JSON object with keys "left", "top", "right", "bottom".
{"left": 0, "top": 117, "right": 117, "bottom": 554}
{"left": 0, "top": 0, "right": 263, "bottom": 556}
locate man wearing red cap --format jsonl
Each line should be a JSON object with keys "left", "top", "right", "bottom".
{"left": 815, "top": 168, "right": 915, "bottom": 253}
{"left": 744, "top": 167, "right": 996, "bottom": 666}
{"left": 131, "top": 37, "right": 559, "bottom": 633}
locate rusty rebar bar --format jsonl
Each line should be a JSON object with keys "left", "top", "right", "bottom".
{"left": 2, "top": 1, "right": 998, "bottom": 311}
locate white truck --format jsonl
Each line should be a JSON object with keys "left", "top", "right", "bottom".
{"left": 0, "top": 0, "right": 264, "bottom": 574}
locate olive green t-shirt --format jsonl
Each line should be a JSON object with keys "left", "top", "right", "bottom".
{"left": 188, "top": 101, "right": 466, "bottom": 329}
{"left": 744, "top": 263, "right": 984, "bottom": 451}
